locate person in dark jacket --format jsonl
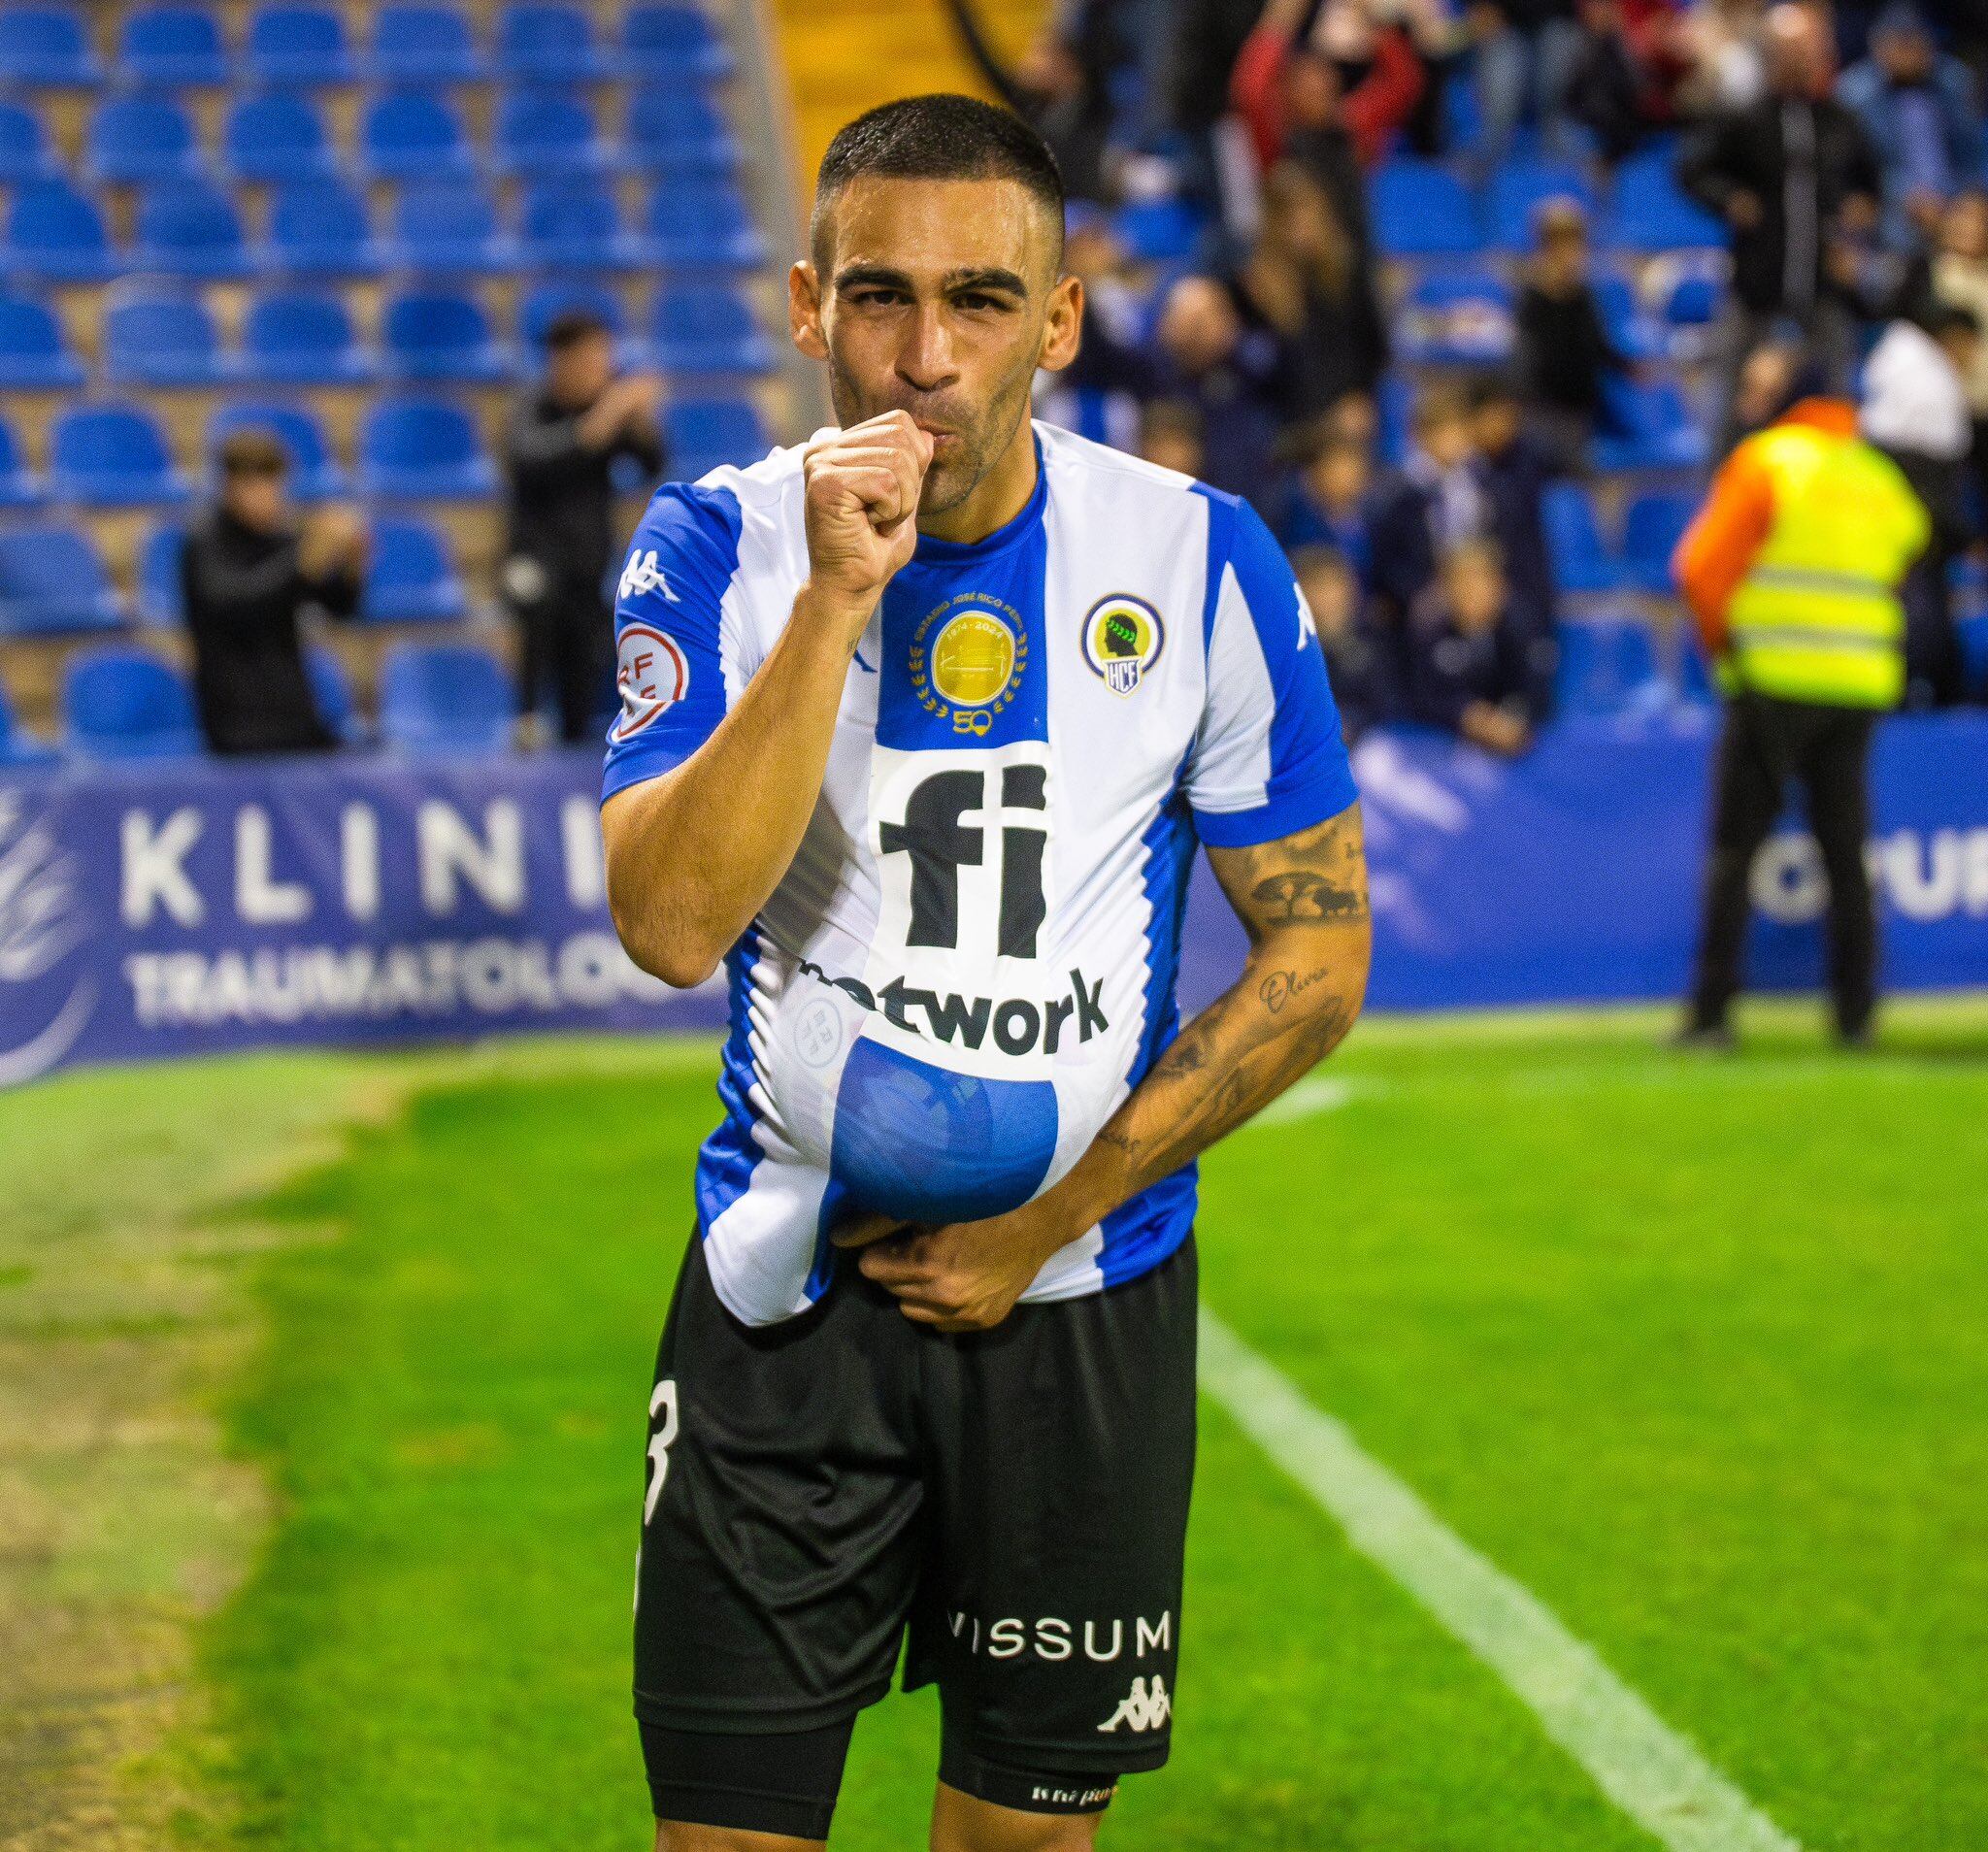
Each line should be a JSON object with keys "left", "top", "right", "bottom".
{"left": 1676, "top": 3, "right": 1883, "bottom": 442}
{"left": 1471, "top": 371, "right": 1561, "bottom": 666}
{"left": 1403, "top": 537, "right": 1541, "bottom": 753}
{"left": 182, "top": 428, "right": 366, "bottom": 757}
{"left": 1515, "top": 196, "right": 1634, "bottom": 465}
{"left": 1293, "top": 543, "right": 1396, "bottom": 740}
{"left": 1366, "top": 381, "right": 1491, "bottom": 632}
{"left": 504, "top": 311, "right": 665, "bottom": 744}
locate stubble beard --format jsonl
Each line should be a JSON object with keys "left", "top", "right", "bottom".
{"left": 826, "top": 354, "right": 1037, "bottom": 520}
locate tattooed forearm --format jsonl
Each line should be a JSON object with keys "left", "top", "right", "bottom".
{"left": 1044, "top": 803, "right": 1372, "bottom": 1231}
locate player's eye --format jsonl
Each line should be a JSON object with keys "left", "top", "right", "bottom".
{"left": 849, "top": 287, "right": 905, "bottom": 307}
{"left": 953, "top": 292, "right": 1011, "bottom": 314}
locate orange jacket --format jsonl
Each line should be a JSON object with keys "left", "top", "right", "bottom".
{"left": 1671, "top": 399, "right": 1859, "bottom": 655}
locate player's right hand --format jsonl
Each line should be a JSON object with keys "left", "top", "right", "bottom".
{"left": 801, "top": 412, "right": 935, "bottom": 614}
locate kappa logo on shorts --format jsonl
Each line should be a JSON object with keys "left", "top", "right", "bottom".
{"left": 613, "top": 621, "right": 690, "bottom": 742}
{"left": 1097, "top": 1673, "right": 1171, "bottom": 1734}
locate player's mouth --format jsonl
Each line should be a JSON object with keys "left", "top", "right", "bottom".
{"left": 912, "top": 420, "right": 964, "bottom": 455}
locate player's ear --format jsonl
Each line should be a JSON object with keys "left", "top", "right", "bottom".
{"left": 1037, "top": 273, "right": 1083, "bottom": 377}
{"left": 790, "top": 260, "right": 828, "bottom": 361}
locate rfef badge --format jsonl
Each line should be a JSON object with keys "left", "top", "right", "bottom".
{"left": 1081, "top": 595, "right": 1164, "bottom": 697}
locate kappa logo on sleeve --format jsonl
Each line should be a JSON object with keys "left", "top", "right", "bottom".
{"left": 612, "top": 622, "right": 690, "bottom": 742}
{"left": 617, "top": 547, "right": 679, "bottom": 604}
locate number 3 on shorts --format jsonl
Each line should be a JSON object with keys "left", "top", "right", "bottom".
{"left": 645, "top": 1379, "right": 679, "bottom": 1525}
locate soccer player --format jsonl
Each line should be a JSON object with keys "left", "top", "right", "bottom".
{"left": 602, "top": 95, "right": 1372, "bottom": 1852}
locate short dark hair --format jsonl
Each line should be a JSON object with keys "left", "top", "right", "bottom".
{"left": 217, "top": 428, "right": 288, "bottom": 479}
{"left": 812, "top": 93, "right": 1064, "bottom": 268}
{"left": 543, "top": 309, "right": 612, "bottom": 353}
{"left": 1928, "top": 300, "right": 1982, "bottom": 341}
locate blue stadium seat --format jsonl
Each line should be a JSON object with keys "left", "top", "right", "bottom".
{"left": 1620, "top": 491, "right": 1697, "bottom": 594}
{"left": 1592, "top": 268, "right": 1663, "bottom": 361}
{"left": 646, "top": 182, "right": 766, "bottom": 269}
{"left": 137, "top": 522, "right": 184, "bottom": 626}
{"left": 1541, "top": 480, "right": 1624, "bottom": 595}
{"left": 650, "top": 283, "right": 775, "bottom": 375}
{"left": 497, "top": 5, "right": 617, "bottom": 81}
{"left": 1595, "top": 376, "right": 1709, "bottom": 471}
{"left": 0, "top": 290, "right": 84, "bottom": 389}
{"left": 119, "top": 6, "right": 229, "bottom": 85}
{"left": 63, "top": 647, "right": 204, "bottom": 760}
{"left": 382, "top": 288, "right": 513, "bottom": 382}
{"left": 1662, "top": 269, "right": 1723, "bottom": 331}
{"left": 625, "top": 90, "right": 739, "bottom": 175}
{"left": 386, "top": 180, "right": 517, "bottom": 273}
{"left": 1488, "top": 159, "right": 1595, "bottom": 251}
{"left": 84, "top": 91, "right": 204, "bottom": 184}
{"left": 1606, "top": 153, "right": 1724, "bottom": 250}
{"left": 1112, "top": 197, "right": 1207, "bottom": 264}
{"left": 496, "top": 86, "right": 612, "bottom": 177}
{"left": 4, "top": 180, "right": 117, "bottom": 281}
{"left": 247, "top": 5, "right": 357, "bottom": 83}
{"left": 243, "top": 286, "right": 375, "bottom": 383}
{"left": 1399, "top": 270, "right": 1514, "bottom": 365}
{"left": 0, "top": 100, "right": 57, "bottom": 183}
{"left": 224, "top": 90, "right": 337, "bottom": 182}
{"left": 133, "top": 178, "right": 253, "bottom": 279}
{"left": 264, "top": 177, "right": 385, "bottom": 276}
{"left": 363, "top": 515, "right": 469, "bottom": 623}
{"left": 624, "top": 4, "right": 732, "bottom": 81}
{"left": 0, "top": 525, "right": 123, "bottom": 636}
{"left": 0, "top": 8, "right": 101, "bottom": 86}
{"left": 50, "top": 403, "right": 191, "bottom": 507}
{"left": 665, "top": 396, "right": 769, "bottom": 480}
{"left": 519, "top": 179, "right": 647, "bottom": 270}
{"left": 1555, "top": 614, "right": 1666, "bottom": 718}
{"left": 306, "top": 645, "right": 360, "bottom": 742}
{"left": 1673, "top": 631, "right": 1718, "bottom": 707}
{"left": 0, "top": 678, "right": 57, "bottom": 768}
{"left": 104, "top": 287, "right": 236, "bottom": 386}
{"left": 370, "top": 5, "right": 484, "bottom": 82}
{"left": 0, "top": 416, "right": 42, "bottom": 507}
{"left": 517, "top": 280, "right": 644, "bottom": 367}
{"left": 208, "top": 401, "right": 348, "bottom": 500}
{"left": 359, "top": 395, "right": 498, "bottom": 500}
{"left": 380, "top": 642, "right": 514, "bottom": 753}
{"left": 1371, "top": 160, "right": 1477, "bottom": 257}
{"left": 361, "top": 89, "right": 476, "bottom": 180}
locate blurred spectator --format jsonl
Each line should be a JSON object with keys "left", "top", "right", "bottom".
{"left": 182, "top": 429, "right": 365, "bottom": 757}
{"left": 1931, "top": 188, "right": 1988, "bottom": 514}
{"left": 1232, "top": 0, "right": 1428, "bottom": 175}
{"left": 1471, "top": 372, "right": 1562, "bottom": 662}
{"left": 1037, "top": 206, "right": 1157, "bottom": 450}
{"left": 1515, "top": 199, "right": 1633, "bottom": 466}
{"left": 1153, "top": 274, "right": 1288, "bottom": 505}
{"left": 1139, "top": 400, "right": 1209, "bottom": 477}
{"left": 1861, "top": 301, "right": 1980, "bottom": 703}
{"left": 1837, "top": 4, "right": 1985, "bottom": 251}
{"left": 1230, "top": 162, "right": 1389, "bottom": 417}
{"left": 1403, "top": 538, "right": 1541, "bottom": 752}
{"left": 1677, "top": 4, "right": 1882, "bottom": 442}
{"left": 942, "top": 0, "right": 1121, "bottom": 201}
{"left": 1469, "top": 0, "right": 1584, "bottom": 174}
{"left": 1276, "top": 423, "right": 1376, "bottom": 579}
{"left": 1675, "top": 0, "right": 1766, "bottom": 113}
{"left": 1567, "top": 0, "right": 1658, "bottom": 165}
{"left": 1162, "top": 0, "right": 1269, "bottom": 199}
{"left": 504, "top": 311, "right": 665, "bottom": 745}
{"left": 1368, "top": 381, "right": 1491, "bottom": 627}
{"left": 1293, "top": 544, "right": 1396, "bottom": 739}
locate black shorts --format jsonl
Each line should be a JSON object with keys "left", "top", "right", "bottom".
{"left": 634, "top": 1231, "right": 1199, "bottom": 1839}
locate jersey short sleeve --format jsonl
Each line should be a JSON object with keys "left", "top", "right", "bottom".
{"left": 1184, "top": 489, "right": 1359, "bottom": 847}
{"left": 600, "top": 481, "right": 744, "bottom": 803}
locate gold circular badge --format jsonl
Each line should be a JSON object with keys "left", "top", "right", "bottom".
{"left": 930, "top": 610, "right": 1016, "bottom": 708}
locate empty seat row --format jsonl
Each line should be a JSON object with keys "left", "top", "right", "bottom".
{"left": 0, "top": 6, "right": 729, "bottom": 89}
{"left": 1372, "top": 152, "right": 1725, "bottom": 258}
{"left": 1544, "top": 485, "right": 1702, "bottom": 597}
{"left": 1, "top": 174, "right": 764, "bottom": 280}
{"left": 0, "top": 385, "right": 766, "bottom": 512}
{"left": 0, "top": 512, "right": 470, "bottom": 638}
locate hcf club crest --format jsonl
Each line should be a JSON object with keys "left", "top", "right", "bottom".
{"left": 1081, "top": 595, "right": 1164, "bottom": 697}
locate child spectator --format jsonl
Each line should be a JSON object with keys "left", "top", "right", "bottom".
{"left": 1276, "top": 424, "right": 1375, "bottom": 582}
{"left": 1293, "top": 545, "right": 1396, "bottom": 740}
{"left": 1471, "top": 372, "right": 1561, "bottom": 657}
{"left": 1515, "top": 198, "right": 1633, "bottom": 467}
{"left": 1405, "top": 538, "right": 1541, "bottom": 755}
{"left": 1367, "top": 381, "right": 1490, "bottom": 629}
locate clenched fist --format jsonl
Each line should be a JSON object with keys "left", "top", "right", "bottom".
{"left": 801, "top": 411, "right": 935, "bottom": 619}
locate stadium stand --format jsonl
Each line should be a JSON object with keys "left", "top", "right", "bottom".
{"left": 380, "top": 640, "right": 513, "bottom": 753}
{"left": 61, "top": 645, "right": 203, "bottom": 759}
{"left": 50, "top": 404, "right": 191, "bottom": 508}
{"left": 119, "top": 6, "right": 231, "bottom": 86}
{"left": 0, "top": 99, "right": 56, "bottom": 184}
{"left": 363, "top": 516, "right": 470, "bottom": 625}
{"left": 0, "top": 525, "right": 123, "bottom": 637}
{"left": 103, "top": 288, "right": 235, "bottom": 388}
{"left": 0, "top": 291, "right": 83, "bottom": 389}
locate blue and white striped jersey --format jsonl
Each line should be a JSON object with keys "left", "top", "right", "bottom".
{"left": 603, "top": 423, "right": 1357, "bottom": 1327}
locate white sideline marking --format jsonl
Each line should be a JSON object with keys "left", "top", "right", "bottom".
{"left": 1198, "top": 1311, "right": 1803, "bottom": 1852}
{"left": 1249, "top": 1075, "right": 1357, "bottom": 1127}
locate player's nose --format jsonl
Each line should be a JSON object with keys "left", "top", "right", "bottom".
{"left": 896, "top": 305, "right": 958, "bottom": 392}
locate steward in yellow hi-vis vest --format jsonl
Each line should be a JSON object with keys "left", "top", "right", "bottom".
{"left": 1670, "top": 360, "right": 1929, "bottom": 1048}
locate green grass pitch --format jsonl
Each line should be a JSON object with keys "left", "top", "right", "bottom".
{"left": 4, "top": 1000, "right": 1985, "bottom": 1849}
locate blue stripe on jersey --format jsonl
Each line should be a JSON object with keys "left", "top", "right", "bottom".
{"left": 693, "top": 926, "right": 763, "bottom": 1239}
{"left": 1194, "top": 482, "right": 1241, "bottom": 649}
{"left": 1099, "top": 769, "right": 1200, "bottom": 1288}
{"left": 807, "top": 1176, "right": 849, "bottom": 1304}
